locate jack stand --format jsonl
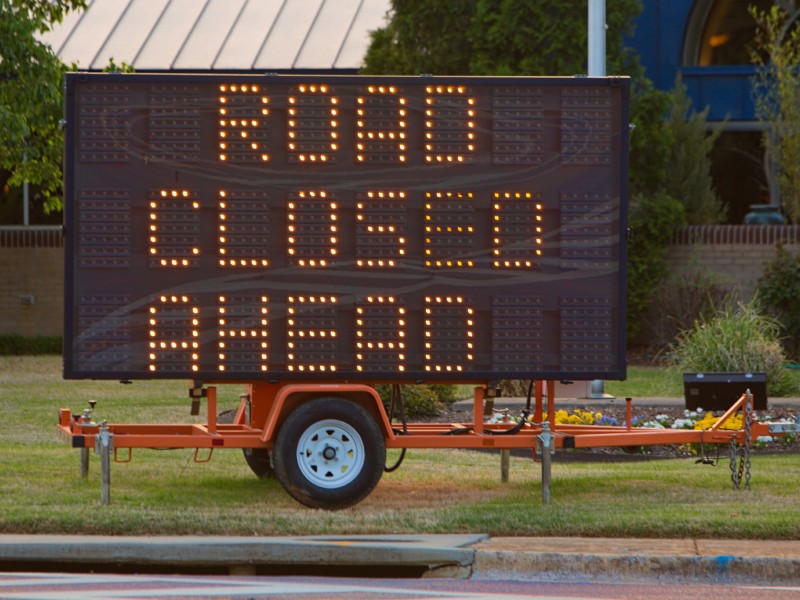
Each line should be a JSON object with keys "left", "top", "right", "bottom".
{"left": 189, "top": 382, "right": 206, "bottom": 416}
{"left": 537, "top": 421, "right": 553, "bottom": 504}
{"left": 95, "top": 421, "right": 113, "bottom": 505}
{"left": 80, "top": 407, "right": 93, "bottom": 478}
{"left": 481, "top": 386, "right": 497, "bottom": 418}
{"left": 80, "top": 448, "right": 90, "bottom": 478}
{"left": 500, "top": 449, "right": 510, "bottom": 483}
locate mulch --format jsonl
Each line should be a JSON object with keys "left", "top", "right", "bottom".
{"left": 426, "top": 401, "right": 800, "bottom": 461}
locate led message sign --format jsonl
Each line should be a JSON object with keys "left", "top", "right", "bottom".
{"left": 64, "top": 73, "right": 629, "bottom": 382}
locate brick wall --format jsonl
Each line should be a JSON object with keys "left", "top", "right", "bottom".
{"left": 665, "top": 225, "right": 800, "bottom": 301}
{"left": 2, "top": 225, "right": 799, "bottom": 339}
{"left": 0, "top": 228, "right": 63, "bottom": 337}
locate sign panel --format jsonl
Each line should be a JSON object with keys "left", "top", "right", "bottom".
{"left": 64, "top": 73, "right": 629, "bottom": 382}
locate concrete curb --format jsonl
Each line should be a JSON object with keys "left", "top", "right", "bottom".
{"left": 0, "top": 534, "right": 484, "bottom": 577}
{"left": 2, "top": 534, "right": 799, "bottom": 583}
{"left": 470, "top": 537, "right": 800, "bottom": 583}
{"left": 472, "top": 550, "right": 800, "bottom": 583}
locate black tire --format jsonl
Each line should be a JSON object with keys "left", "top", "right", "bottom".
{"left": 272, "top": 397, "right": 386, "bottom": 510}
{"left": 242, "top": 448, "right": 274, "bottom": 479}
{"left": 219, "top": 409, "right": 275, "bottom": 479}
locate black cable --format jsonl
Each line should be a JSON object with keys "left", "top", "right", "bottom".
{"left": 445, "top": 407, "right": 533, "bottom": 436}
{"left": 485, "top": 410, "right": 530, "bottom": 435}
{"left": 525, "top": 380, "right": 534, "bottom": 413}
{"left": 695, "top": 429, "right": 719, "bottom": 466}
{"left": 384, "top": 384, "right": 407, "bottom": 472}
{"left": 445, "top": 426, "right": 472, "bottom": 435}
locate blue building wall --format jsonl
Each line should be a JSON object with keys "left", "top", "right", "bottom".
{"left": 630, "top": 0, "right": 758, "bottom": 125}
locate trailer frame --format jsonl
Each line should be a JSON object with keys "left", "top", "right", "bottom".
{"left": 57, "top": 380, "right": 797, "bottom": 507}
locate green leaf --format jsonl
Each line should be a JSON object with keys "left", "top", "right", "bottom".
{"left": 0, "top": 0, "right": 86, "bottom": 214}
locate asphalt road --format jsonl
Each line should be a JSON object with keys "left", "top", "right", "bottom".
{"left": 3, "top": 572, "right": 800, "bottom": 600}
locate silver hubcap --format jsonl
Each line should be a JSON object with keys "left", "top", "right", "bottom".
{"left": 296, "top": 419, "right": 365, "bottom": 489}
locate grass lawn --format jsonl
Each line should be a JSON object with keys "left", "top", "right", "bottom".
{"left": 1, "top": 356, "right": 799, "bottom": 538}
{"left": 606, "top": 365, "right": 800, "bottom": 399}
{"left": 605, "top": 365, "right": 685, "bottom": 398}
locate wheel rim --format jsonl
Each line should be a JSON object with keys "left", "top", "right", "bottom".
{"left": 296, "top": 419, "right": 365, "bottom": 489}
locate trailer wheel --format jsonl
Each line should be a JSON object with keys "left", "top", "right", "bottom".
{"left": 272, "top": 397, "right": 385, "bottom": 509}
{"left": 242, "top": 448, "right": 274, "bottom": 479}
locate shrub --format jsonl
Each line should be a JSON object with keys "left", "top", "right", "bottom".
{"left": 643, "top": 266, "right": 732, "bottom": 350}
{"left": 376, "top": 384, "right": 458, "bottom": 420}
{"left": 498, "top": 380, "right": 533, "bottom": 399}
{"left": 757, "top": 244, "right": 800, "bottom": 361}
{"left": 670, "top": 300, "right": 792, "bottom": 396}
{"left": 663, "top": 75, "right": 726, "bottom": 225}
{"left": 0, "top": 335, "right": 61, "bottom": 355}
{"left": 627, "top": 191, "right": 686, "bottom": 340}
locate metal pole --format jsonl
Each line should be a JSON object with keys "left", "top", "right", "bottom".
{"left": 539, "top": 421, "right": 552, "bottom": 504}
{"left": 80, "top": 408, "right": 91, "bottom": 478}
{"left": 626, "top": 397, "right": 633, "bottom": 431}
{"left": 500, "top": 449, "right": 510, "bottom": 483}
{"left": 96, "top": 422, "right": 113, "bottom": 505}
{"left": 588, "top": 0, "right": 606, "bottom": 76}
{"left": 23, "top": 152, "right": 29, "bottom": 226}
{"left": 80, "top": 448, "right": 90, "bottom": 478}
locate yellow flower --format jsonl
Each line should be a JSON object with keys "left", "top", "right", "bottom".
{"left": 693, "top": 413, "right": 744, "bottom": 431}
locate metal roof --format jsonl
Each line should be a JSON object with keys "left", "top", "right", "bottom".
{"left": 40, "top": 0, "right": 390, "bottom": 72}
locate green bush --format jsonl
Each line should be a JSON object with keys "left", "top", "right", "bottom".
{"left": 376, "top": 384, "right": 458, "bottom": 420}
{"left": 627, "top": 191, "right": 686, "bottom": 341}
{"left": 643, "top": 266, "right": 732, "bottom": 350}
{"left": 0, "top": 335, "right": 61, "bottom": 355}
{"left": 757, "top": 244, "right": 800, "bottom": 361}
{"left": 670, "top": 300, "right": 792, "bottom": 396}
{"left": 497, "top": 380, "right": 534, "bottom": 399}
{"left": 663, "top": 75, "right": 726, "bottom": 225}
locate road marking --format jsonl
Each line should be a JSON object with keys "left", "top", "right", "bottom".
{"left": 0, "top": 573, "right": 590, "bottom": 599}
{"left": 0, "top": 575, "right": 149, "bottom": 588}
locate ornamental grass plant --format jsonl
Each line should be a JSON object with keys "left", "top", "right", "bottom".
{"left": 670, "top": 299, "right": 793, "bottom": 397}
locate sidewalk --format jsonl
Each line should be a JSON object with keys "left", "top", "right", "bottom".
{"left": 1, "top": 534, "right": 799, "bottom": 583}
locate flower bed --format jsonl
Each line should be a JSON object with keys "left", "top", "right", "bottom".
{"left": 437, "top": 403, "right": 799, "bottom": 457}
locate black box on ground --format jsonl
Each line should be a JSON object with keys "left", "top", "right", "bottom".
{"left": 683, "top": 372, "right": 767, "bottom": 411}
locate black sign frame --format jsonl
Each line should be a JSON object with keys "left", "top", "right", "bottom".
{"left": 63, "top": 73, "right": 629, "bottom": 382}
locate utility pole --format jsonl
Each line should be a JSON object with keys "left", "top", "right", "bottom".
{"left": 588, "top": 0, "right": 609, "bottom": 400}
{"left": 588, "top": 0, "right": 606, "bottom": 76}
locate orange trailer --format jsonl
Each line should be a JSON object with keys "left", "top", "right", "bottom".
{"left": 57, "top": 381, "right": 794, "bottom": 508}
{"left": 58, "top": 72, "right": 797, "bottom": 509}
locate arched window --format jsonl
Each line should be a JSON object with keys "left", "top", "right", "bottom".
{"left": 680, "top": 1, "right": 800, "bottom": 223}
{"left": 684, "top": 0, "right": 775, "bottom": 66}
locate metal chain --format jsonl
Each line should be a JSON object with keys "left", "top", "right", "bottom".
{"left": 730, "top": 392, "right": 755, "bottom": 491}
{"left": 730, "top": 436, "right": 739, "bottom": 490}
{"left": 744, "top": 391, "right": 753, "bottom": 490}
{"left": 737, "top": 443, "right": 745, "bottom": 485}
